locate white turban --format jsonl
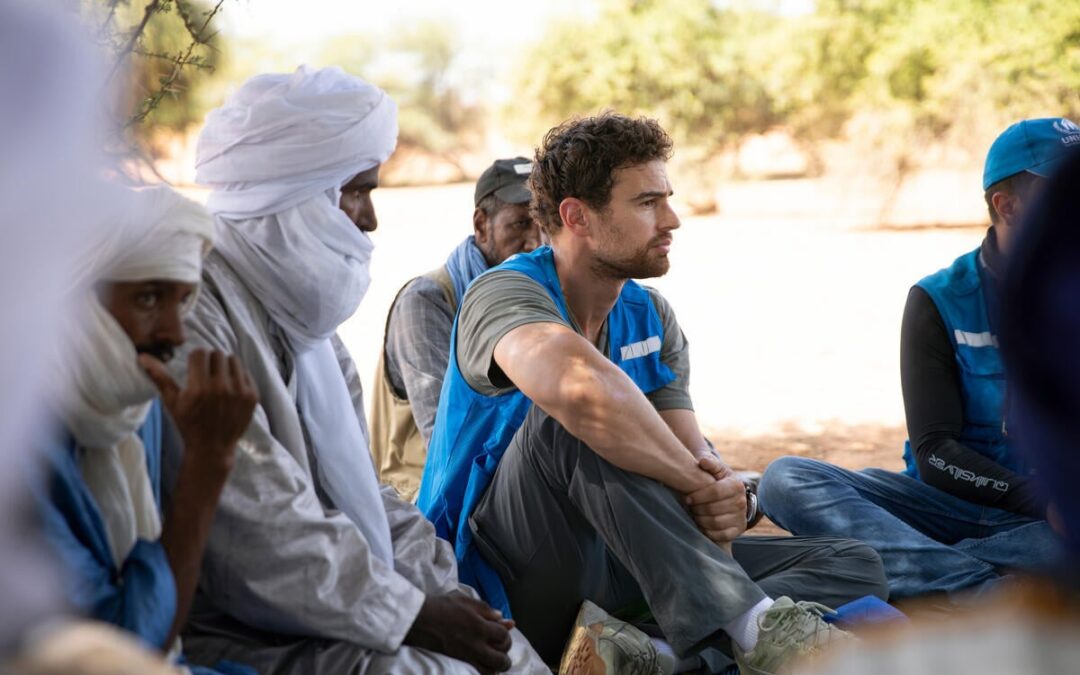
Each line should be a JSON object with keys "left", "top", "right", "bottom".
{"left": 195, "top": 64, "right": 398, "bottom": 219}
{"left": 73, "top": 185, "right": 216, "bottom": 289}
{"left": 59, "top": 185, "right": 215, "bottom": 567}
{"left": 194, "top": 66, "right": 398, "bottom": 564}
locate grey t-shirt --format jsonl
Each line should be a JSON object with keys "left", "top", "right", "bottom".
{"left": 455, "top": 269, "right": 693, "bottom": 410}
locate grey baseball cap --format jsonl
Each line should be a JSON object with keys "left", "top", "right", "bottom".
{"left": 475, "top": 156, "right": 532, "bottom": 206}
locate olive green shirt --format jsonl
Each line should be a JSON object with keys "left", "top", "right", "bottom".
{"left": 455, "top": 269, "right": 693, "bottom": 410}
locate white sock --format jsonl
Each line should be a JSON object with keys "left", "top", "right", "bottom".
{"left": 650, "top": 638, "right": 704, "bottom": 674}
{"left": 650, "top": 638, "right": 677, "bottom": 674}
{"left": 722, "top": 597, "right": 775, "bottom": 652}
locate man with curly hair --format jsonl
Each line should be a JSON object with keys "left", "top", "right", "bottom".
{"left": 418, "top": 113, "right": 888, "bottom": 674}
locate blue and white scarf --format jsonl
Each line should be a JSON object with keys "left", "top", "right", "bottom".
{"left": 444, "top": 235, "right": 490, "bottom": 304}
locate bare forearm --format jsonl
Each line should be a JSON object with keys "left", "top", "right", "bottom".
{"left": 497, "top": 325, "right": 714, "bottom": 493}
{"left": 546, "top": 356, "right": 711, "bottom": 493}
{"left": 159, "top": 455, "right": 230, "bottom": 647}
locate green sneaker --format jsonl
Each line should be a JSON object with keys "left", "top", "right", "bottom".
{"left": 734, "top": 596, "right": 854, "bottom": 675}
{"left": 558, "top": 600, "right": 667, "bottom": 675}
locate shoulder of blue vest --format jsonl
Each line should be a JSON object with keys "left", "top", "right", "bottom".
{"left": 496, "top": 246, "right": 551, "bottom": 273}
{"left": 917, "top": 247, "right": 982, "bottom": 297}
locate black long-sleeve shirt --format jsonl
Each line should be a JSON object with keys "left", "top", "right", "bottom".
{"left": 900, "top": 230, "right": 1043, "bottom": 518}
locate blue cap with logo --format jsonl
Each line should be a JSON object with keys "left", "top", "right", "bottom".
{"left": 983, "top": 117, "right": 1080, "bottom": 190}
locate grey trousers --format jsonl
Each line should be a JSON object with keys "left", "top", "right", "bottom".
{"left": 470, "top": 406, "right": 889, "bottom": 666}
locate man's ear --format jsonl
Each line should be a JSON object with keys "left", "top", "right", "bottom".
{"left": 991, "top": 190, "right": 1019, "bottom": 227}
{"left": 559, "top": 197, "right": 590, "bottom": 236}
{"left": 473, "top": 207, "right": 488, "bottom": 242}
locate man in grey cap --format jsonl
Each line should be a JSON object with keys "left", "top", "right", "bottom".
{"left": 371, "top": 157, "right": 542, "bottom": 500}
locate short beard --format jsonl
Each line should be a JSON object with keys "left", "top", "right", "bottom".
{"left": 478, "top": 222, "right": 499, "bottom": 267}
{"left": 591, "top": 242, "right": 670, "bottom": 280}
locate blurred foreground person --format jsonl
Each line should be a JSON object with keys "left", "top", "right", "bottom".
{"left": 418, "top": 113, "right": 887, "bottom": 675}
{"left": 38, "top": 186, "right": 258, "bottom": 674}
{"left": 761, "top": 118, "right": 1077, "bottom": 599}
{"left": 371, "top": 156, "right": 541, "bottom": 499}
{"left": 177, "top": 66, "right": 547, "bottom": 674}
{"left": 0, "top": 3, "right": 186, "bottom": 674}
{"left": 792, "top": 138, "right": 1080, "bottom": 675}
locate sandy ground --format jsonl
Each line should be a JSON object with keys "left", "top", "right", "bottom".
{"left": 330, "top": 179, "right": 988, "bottom": 537}
{"left": 173, "top": 176, "right": 986, "bottom": 532}
{"left": 329, "top": 178, "right": 987, "bottom": 536}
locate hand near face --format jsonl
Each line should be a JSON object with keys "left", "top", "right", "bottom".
{"left": 139, "top": 349, "right": 259, "bottom": 471}
{"left": 685, "top": 454, "right": 747, "bottom": 552}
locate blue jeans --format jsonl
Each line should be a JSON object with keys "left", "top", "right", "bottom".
{"left": 758, "top": 456, "right": 1061, "bottom": 599}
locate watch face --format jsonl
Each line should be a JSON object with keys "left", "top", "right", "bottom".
{"left": 746, "top": 490, "right": 759, "bottom": 524}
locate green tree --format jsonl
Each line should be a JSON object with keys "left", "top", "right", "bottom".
{"left": 517, "top": 0, "right": 1080, "bottom": 186}
{"left": 90, "top": 0, "right": 228, "bottom": 150}
{"left": 517, "top": 0, "right": 782, "bottom": 155}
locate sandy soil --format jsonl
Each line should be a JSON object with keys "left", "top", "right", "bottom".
{"left": 328, "top": 179, "right": 988, "bottom": 534}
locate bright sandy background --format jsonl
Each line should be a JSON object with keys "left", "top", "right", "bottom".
{"left": 333, "top": 176, "right": 987, "bottom": 473}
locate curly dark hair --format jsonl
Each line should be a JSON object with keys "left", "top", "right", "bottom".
{"left": 529, "top": 112, "right": 673, "bottom": 235}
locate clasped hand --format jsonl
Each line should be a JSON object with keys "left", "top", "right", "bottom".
{"left": 684, "top": 454, "right": 747, "bottom": 549}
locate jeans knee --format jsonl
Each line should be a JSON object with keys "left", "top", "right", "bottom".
{"left": 759, "top": 456, "right": 819, "bottom": 519}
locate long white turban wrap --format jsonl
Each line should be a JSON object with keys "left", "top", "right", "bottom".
{"left": 195, "top": 65, "right": 398, "bottom": 565}
{"left": 58, "top": 186, "right": 215, "bottom": 567}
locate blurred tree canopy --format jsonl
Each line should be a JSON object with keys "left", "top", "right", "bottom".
{"left": 517, "top": 0, "right": 1080, "bottom": 172}
{"left": 90, "top": 0, "right": 227, "bottom": 150}
{"left": 317, "top": 19, "right": 483, "bottom": 177}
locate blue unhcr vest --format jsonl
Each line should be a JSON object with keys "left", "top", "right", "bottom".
{"left": 417, "top": 246, "right": 676, "bottom": 615}
{"left": 902, "top": 247, "right": 1016, "bottom": 478}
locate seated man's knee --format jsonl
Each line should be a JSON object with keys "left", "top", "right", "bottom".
{"left": 759, "top": 456, "right": 821, "bottom": 515}
{"left": 833, "top": 539, "right": 890, "bottom": 600}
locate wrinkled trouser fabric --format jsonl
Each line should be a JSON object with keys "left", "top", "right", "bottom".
{"left": 182, "top": 609, "right": 547, "bottom": 675}
{"left": 759, "top": 456, "right": 1061, "bottom": 599}
{"left": 470, "top": 406, "right": 889, "bottom": 670}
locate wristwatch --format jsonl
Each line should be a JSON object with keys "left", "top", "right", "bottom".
{"left": 745, "top": 481, "right": 763, "bottom": 529}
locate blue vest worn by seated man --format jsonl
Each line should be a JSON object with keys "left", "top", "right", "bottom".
{"left": 902, "top": 247, "right": 1017, "bottom": 479}
{"left": 417, "top": 246, "right": 676, "bottom": 615}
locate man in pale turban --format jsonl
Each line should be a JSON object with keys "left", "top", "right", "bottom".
{"left": 175, "top": 65, "right": 546, "bottom": 674}
{"left": 37, "top": 184, "right": 259, "bottom": 674}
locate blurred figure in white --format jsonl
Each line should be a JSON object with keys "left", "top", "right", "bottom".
{"left": 0, "top": 0, "right": 114, "bottom": 655}
{"left": 0, "top": 3, "right": 182, "bottom": 673}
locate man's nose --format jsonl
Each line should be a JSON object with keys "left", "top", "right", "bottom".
{"left": 661, "top": 202, "right": 681, "bottom": 231}
{"left": 158, "top": 307, "right": 186, "bottom": 347}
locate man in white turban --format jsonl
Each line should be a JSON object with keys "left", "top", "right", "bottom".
{"left": 176, "top": 65, "right": 546, "bottom": 674}
{"left": 37, "top": 184, "right": 259, "bottom": 674}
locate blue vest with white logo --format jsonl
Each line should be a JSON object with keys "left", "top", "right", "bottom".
{"left": 902, "top": 247, "right": 1016, "bottom": 478}
{"left": 416, "top": 246, "right": 676, "bottom": 615}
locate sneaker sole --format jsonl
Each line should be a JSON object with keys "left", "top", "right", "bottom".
{"left": 559, "top": 622, "right": 609, "bottom": 675}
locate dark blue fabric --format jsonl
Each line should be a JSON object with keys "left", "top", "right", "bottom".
{"left": 37, "top": 401, "right": 177, "bottom": 648}
{"left": 418, "top": 246, "right": 676, "bottom": 614}
{"left": 1001, "top": 147, "right": 1080, "bottom": 564}
{"left": 760, "top": 457, "right": 1059, "bottom": 599}
{"left": 902, "top": 248, "right": 1015, "bottom": 477}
